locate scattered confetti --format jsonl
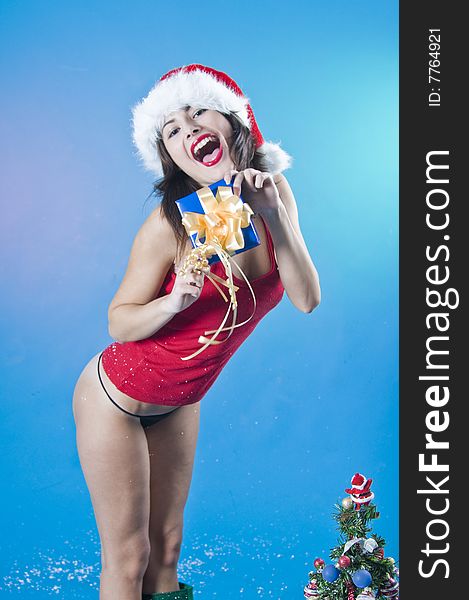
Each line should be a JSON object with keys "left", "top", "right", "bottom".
{"left": 1, "top": 529, "right": 304, "bottom": 598}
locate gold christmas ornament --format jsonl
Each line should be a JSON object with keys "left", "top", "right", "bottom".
{"left": 342, "top": 497, "right": 354, "bottom": 510}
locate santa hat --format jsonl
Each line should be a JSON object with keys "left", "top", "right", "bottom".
{"left": 131, "top": 64, "right": 292, "bottom": 178}
{"left": 345, "top": 472, "right": 373, "bottom": 493}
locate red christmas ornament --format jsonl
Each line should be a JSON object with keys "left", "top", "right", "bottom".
{"left": 374, "top": 547, "right": 385, "bottom": 559}
{"left": 338, "top": 555, "right": 351, "bottom": 568}
{"left": 314, "top": 558, "right": 325, "bottom": 570}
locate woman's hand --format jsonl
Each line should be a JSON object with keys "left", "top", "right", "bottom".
{"left": 223, "top": 168, "right": 282, "bottom": 216}
{"left": 166, "top": 260, "right": 210, "bottom": 313}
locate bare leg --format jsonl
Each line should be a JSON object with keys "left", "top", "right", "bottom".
{"left": 72, "top": 353, "right": 152, "bottom": 600}
{"left": 142, "top": 402, "right": 200, "bottom": 594}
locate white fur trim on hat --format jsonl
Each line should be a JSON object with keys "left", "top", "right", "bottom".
{"left": 131, "top": 68, "right": 292, "bottom": 178}
{"left": 258, "top": 141, "right": 293, "bottom": 175}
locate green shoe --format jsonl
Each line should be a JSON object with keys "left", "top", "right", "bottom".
{"left": 146, "top": 581, "right": 193, "bottom": 600}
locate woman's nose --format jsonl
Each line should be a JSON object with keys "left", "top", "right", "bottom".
{"left": 186, "top": 126, "right": 200, "bottom": 139}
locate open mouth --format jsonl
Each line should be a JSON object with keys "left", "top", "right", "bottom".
{"left": 190, "top": 133, "right": 223, "bottom": 167}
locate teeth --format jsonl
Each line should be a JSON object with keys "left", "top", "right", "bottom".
{"left": 193, "top": 135, "right": 218, "bottom": 157}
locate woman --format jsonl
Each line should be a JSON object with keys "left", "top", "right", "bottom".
{"left": 72, "top": 64, "right": 321, "bottom": 600}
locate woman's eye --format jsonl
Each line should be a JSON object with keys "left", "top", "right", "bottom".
{"left": 193, "top": 109, "right": 206, "bottom": 118}
{"left": 168, "top": 128, "right": 179, "bottom": 138}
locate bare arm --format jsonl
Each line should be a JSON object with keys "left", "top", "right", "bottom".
{"left": 108, "top": 208, "right": 207, "bottom": 343}
{"left": 109, "top": 297, "right": 178, "bottom": 344}
{"left": 266, "top": 174, "right": 321, "bottom": 313}
{"left": 228, "top": 168, "right": 321, "bottom": 313}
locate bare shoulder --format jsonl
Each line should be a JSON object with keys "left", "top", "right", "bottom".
{"left": 142, "top": 204, "right": 176, "bottom": 248}
{"left": 107, "top": 204, "right": 179, "bottom": 315}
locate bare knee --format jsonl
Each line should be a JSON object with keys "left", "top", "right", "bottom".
{"left": 151, "top": 524, "right": 183, "bottom": 568}
{"left": 102, "top": 534, "right": 151, "bottom": 580}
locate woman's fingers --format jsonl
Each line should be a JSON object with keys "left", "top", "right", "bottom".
{"left": 186, "top": 284, "right": 201, "bottom": 298}
{"left": 224, "top": 169, "right": 238, "bottom": 185}
{"left": 232, "top": 171, "right": 245, "bottom": 196}
{"left": 255, "top": 172, "right": 271, "bottom": 188}
{"left": 224, "top": 168, "right": 273, "bottom": 195}
{"left": 243, "top": 169, "right": 257, "bottom": 189}
{"left": 187, "top": 269, "right": 205, "bottom": 284}
{"left": 184, "top": 269, "right": 204, "bottom": 283}
{"left": 188, "top": 273, "right": 204, "bottom": 297}
{"left": 180, "top": 271, "right": 204, "bottom": 298}
{"left": 170, "top": 260, "right": 209, "bottom": 308}
{"left": 236, "top": 168, "right": 266, "bottom": 194}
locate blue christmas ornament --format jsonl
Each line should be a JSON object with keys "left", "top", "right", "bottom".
{"left": 352, "top": 569, "right": 372, "bottom": 588}
{"left": 322, "top": 564, "right": 340, "bottom": 583}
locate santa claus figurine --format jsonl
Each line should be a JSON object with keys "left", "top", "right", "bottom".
{"left": 345, "top": 473, "right": 375, "bottom": 510}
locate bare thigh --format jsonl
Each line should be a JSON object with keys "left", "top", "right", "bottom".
{"left": 144, "top": 401, "right": 200, "bottom": 550}
{"left": 72, "top": 353, "right": 153, "bottom": 569}
{"left": 72, "top": 352, "right": 201, "bottom": 572}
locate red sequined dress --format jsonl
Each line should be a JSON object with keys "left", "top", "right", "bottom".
{"left": 101, "top": 216, "right": 284, "bottom": 406}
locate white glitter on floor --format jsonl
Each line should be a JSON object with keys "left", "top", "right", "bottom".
{"left": 1, "top": 530, "right": 100, "bottom": 596}
{"left": 1, "top": 529, "right": 302, "bottom": 598}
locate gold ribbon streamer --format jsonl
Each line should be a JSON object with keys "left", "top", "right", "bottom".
{"left": 178, "top": 186, "right": 258, "bottom": 361}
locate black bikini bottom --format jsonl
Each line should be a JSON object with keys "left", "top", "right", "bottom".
{"left": 97, "top": 351, "right": 181, "bottom": 429}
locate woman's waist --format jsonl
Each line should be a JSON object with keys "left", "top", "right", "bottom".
{"left": 148, "top": 320, "right": 258, "bottom": 360}
{"left": 105, "top": 325, "right": 253, "bottom": 365}
{"left": 100, "top": 345, "right": 227, "bottom": 408}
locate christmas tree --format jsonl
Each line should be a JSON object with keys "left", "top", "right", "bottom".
{"left": 304, "top": 473, "right": 399, "bottom": 600}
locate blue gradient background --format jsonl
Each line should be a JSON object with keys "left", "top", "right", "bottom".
{"left": 0, "top": 0, "right": 398, "bottom": 597}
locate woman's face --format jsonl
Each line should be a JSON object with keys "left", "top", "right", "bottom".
{"left": 161, "top": 107, "right": 235, "bottom": 185}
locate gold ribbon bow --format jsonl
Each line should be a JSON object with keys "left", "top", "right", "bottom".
{"left": 181, "top": 185, "right": 254, "bottom": 253}
{"left": 178, "top": 186, "right": 258, "bottom": 361}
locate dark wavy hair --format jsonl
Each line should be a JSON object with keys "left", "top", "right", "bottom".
{"left": 146, "top": 111, "right": 269, "bottom": 263}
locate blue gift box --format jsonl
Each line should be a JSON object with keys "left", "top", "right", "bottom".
{"left": 175, "top": 179, "right": 260, "bottom": 265}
